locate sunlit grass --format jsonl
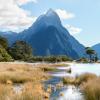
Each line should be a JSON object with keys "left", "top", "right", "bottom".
{"left": 76, "top": 73, "right": 97, "bottom": 85}
{"left": 0, "top": 63, "right": 51, "bottom": 100}
{"left": 0, "top": 63, "right": 49, "bottom": 84}
{"left": 63, "top": 73, "right": 97, "bottom": 85}
{"left": 81, "top": 77, "right": 100, "bottom": 100}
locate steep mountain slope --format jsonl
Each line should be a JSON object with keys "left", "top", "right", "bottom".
{"left": 92, "top": 43, "right": 100, "bottom": 59}
{"left": 0, "top": 9, "right": 86, "bottom": 59}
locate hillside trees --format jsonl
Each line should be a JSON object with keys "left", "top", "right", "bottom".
{"left": 0, "top": 36, "right": 8, "bottom": 49}
{"left": 8, "top": 41, "right": 33, "bottom": 61}
{"left": 0, "top": 36, "right": 12, "bottom": 61}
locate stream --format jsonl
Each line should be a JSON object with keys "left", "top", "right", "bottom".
{"left": 45, "top": 63, "right": 100, "bottom": 100}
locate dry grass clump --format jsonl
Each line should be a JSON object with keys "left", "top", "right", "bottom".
{"left": 81, "top": 77, "right": 100, "bottom": 100}
{"left": 40, "top": 66, "right": 58, "bottom": 72}
{"left": 63, "top": 77, "right": 75, "bottom": 85}
{"left": 63, "top": 73, "right": 97, "bottom": 86}
{"left": 0, "top": 84, "right": 13, "bottom": 100}
{"left": 11, "top": 82, "right": 45, "bottom": 100}
{"left": 0, "top": 63, "right": 49, "bottom": 84}
{"left": 0, "top": 72, "right": 33, "bottom": 84}
{"left": 76, "top": 73, "right": 97, "bottom": 85}
{"left": 0, "top": 82, "right": 46, "bottom": 100}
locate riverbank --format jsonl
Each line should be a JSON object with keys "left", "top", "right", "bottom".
{"left": 0, "top": 62, "right": 52, "bottom": 100}
{"left": 0, "top": 62, "right": 100, "bottom": 100}
{"left": 0, "top": 62, "right": 71, "bottom": 100}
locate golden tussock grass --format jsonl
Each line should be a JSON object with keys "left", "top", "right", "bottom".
{"left": 0, "top": 63, "right": 49, "bottom": 84}
{"left": 0, "top": 63, "right": 51, "bottom": 100}
{"left": 63, "top": 73, "right": 97, "bottom": 85}
{"left": 81, "top": 77, "right": 100, "bottom": 100}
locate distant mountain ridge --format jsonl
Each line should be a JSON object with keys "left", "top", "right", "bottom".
{"left": 0, "top": 9, "right": 86, "bottom": 59}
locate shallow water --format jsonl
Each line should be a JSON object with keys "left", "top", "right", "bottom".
{"left": 58, "top": 85, "right": 84, "bottom": 100}
{"left": 71, "top": 63, "right": 100, "bottom": 76}
{"left": 51, "top": 63, "right": 100, "bottom": 77}
{"left": 49, "top": 63, "right": 100, "bottom": 100}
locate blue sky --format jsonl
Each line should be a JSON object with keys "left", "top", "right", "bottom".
{"left": 0, "top": 0, "right": 100, "bottom": 46}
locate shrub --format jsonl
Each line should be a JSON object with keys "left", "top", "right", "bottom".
{"left": 32, "top": 55, "right": 72, "bottom": 63}
{"left": 32, "top": 56, "right": 43, "bottom": 62}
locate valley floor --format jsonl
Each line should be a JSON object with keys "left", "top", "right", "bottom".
{"left": 0, "top": 62, "right": 100, "bottom": 100}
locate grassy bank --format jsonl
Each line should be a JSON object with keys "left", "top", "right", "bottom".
{"left": 0, "top": 63, "right": 51, "bottom": 100}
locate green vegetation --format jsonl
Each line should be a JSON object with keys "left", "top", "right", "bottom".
{"left": 76, "top": 57, "right": 88, "bottom": 63}
{"left": 32, "top": 55, "right": 72, "bottom": 63}
{"left": 0, "top": 36, "right": 8, "bottom": 49}
{"left": 8, "top": 41, "right": 33, "bottom": 61}
{"left": 0, "top": 48, "right": 12, "bottom": 62}
{"left": 0, "top": 36, "right": 12, "bottom": 62}
{"left": 85, "top": 47, "right": 98, "bottom": 62}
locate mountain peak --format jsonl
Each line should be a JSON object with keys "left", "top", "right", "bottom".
{"left": 43, "top": 9, "right": 61, "bottom": 26}
{"left": 46, "top": 9, "right": 57, "bottom": 16}
{"left": 34, "top": 9, "right": 61, "bottom": 27}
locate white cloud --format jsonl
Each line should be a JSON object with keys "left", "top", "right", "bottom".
{"left": 0, "top": 0, "right": 37, "bottom": 32}
{"left": 55, "top": 9, "right": 75, "bottom": 20}
{"left": 16, "top": 0, "right": 38, "bottom": 5}
{"left": 65, "top": 24, "right": 82, "bottom": 35}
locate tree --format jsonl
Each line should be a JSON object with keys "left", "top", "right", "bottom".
{"left": 0, "top": 36, "right": 12, "bottom": 62}
{"left": 85, "top": 47, "right": 95, "bottom": 62}
{"left": 0, "top": 36, "right": 8, "bottom": 49}
{"left": 8, "top": 41, "right": 33, "bottom": 61}
{"left": 94, "top": 53, "right": 98, "bottom": 62}
{"left": 0, "top": 48, "right": 12, "bottom": 62}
